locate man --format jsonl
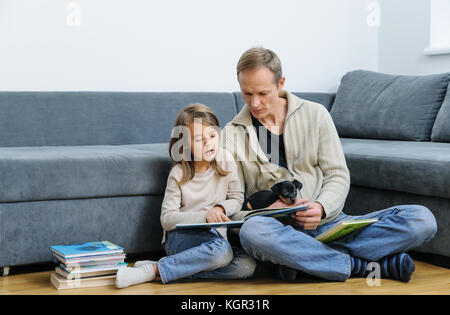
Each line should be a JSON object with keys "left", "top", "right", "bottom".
{"left": 221, "top": 47, "right": 437, "bottom": 282}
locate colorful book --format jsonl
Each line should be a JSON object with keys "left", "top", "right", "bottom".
{"left": 49, "top": 241, "right": 124, "bottom": 259}
{"left": 50, "top": 272, "right": 116, "bottom": 289}
{"left": 315, "top": 218, "right": 379, "bottom": 243}
{"left": 176, "top": 204, "right": 309, "bottom": 229}
{"left": 62, "top": 257, "right": 126, "bottom": 269}
{"left": 52, "top": 253, "right": 126, "bottom": 266}
{"left": 55, "top": 264, "right": 124, "bottom": 280}
{"left": 59, "top": 262, "right": 127, "bottom": 274}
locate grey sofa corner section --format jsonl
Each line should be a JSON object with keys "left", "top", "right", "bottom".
{"left": 232, "top": 91, "right": 336, "bottom": 113}
{"left": 431, "top": 82, "right": 450, "bottom": 143}
{"left": 331, "top": 70, "right": 450, "bottom": 263}
{"left": 330, "top": 70, "right": 450, "bottom": 141}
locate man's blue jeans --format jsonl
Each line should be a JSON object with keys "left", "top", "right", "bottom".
{"left": 239, "top": 205, "right": 437, "bottom": 281}
{"left": 157, "top": 228, "right": 256, "bottom": 284}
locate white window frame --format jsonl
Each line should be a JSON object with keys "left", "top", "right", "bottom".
{"left": 424, "top": 0, "right": 450, "bottom": 55}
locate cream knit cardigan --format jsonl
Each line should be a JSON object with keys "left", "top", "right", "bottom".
{"left": 221, "top": 91, "right": 350, "bottom": 225}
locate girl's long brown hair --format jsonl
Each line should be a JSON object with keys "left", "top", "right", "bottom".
{"left": 169, "top": 103, "right": 230, "bottom": 185}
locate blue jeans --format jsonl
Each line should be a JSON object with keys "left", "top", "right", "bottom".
{"left": 239, "top": 205, "right": 437, "bottom": 281}
{"left": 157, "top": 228, "right": 256, "bottom": 284}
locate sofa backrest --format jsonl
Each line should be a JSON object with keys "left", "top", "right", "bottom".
{"left": 0, "top": 92, "right": 237, "bottom": 147}
{"left": 233, "top": 92, "right": 336, "bottom": 112}
{"left": 431, "top": 82, "right": 450, "bottom": 143}
{"left": 330, "top": 70, "right": 450, "bottom": 141}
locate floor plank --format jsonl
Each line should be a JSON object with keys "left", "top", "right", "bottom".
{"left": 1, "top": 260, "right": 449, "bottom": 295}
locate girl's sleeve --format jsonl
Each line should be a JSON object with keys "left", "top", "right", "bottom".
{"left": 215, "top": 149, "right": 245, "bottom": 217}
{"left": 160, "top": 168, "right": 208, "bottom": 231}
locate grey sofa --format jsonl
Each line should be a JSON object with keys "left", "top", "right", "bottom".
{"left": 331, "top": 70, "right": 450, "bottom": 265}
{"left": 1, "top": 70, "right": 449, "bottom": 275}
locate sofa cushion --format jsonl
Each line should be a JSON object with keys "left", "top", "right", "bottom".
{"left": 341, "top": 138, "right": 450, "bottom": 199}
{"left": 331, "top": 70, "right": 450, "bottom": 141}
{"left": 0, "top": 92, "right": 237, "bottom": 147}
{"left": 0, "top": 143, "right": 172, "bottom": 203}
{"left": 431, "top": 82, "right": 450, "bottom": 142}
{"left": 233, "top": 92, "right": 336, "bottom": 112}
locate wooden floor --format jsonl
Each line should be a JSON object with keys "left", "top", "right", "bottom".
{"left": 1, "top": 260, "right": 449, "bottom": 295}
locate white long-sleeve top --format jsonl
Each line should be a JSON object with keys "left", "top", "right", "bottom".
{"left": 160, "top": 148, "right": 244, "bottom": 244}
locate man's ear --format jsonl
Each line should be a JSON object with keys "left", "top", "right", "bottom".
{"left": 293, "top": 179, "right": 302, "bottom": 190}
{"left": 278, "top": 76, "right": 286, "bottom": 91}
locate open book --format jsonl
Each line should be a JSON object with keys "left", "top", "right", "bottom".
{"left": 176, "top": 208, "right": 378, "bottom": 244}
{"left": 315, "top": 218, "right": 379, "bottom": 243}
{"left": 175, "top": 204, "right": 310, "bottom": 229}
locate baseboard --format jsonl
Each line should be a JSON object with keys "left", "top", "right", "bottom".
{"left": 409, "top": 251, "right": 450, "bottom": 269}
{"left": 1, "top": 262, "right": 57, "bottom": 276}
{"left": 125, "top": 250, "right": 165, "bottom": 263}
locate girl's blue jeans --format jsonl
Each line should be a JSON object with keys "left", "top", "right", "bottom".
{"left": 239, "top": 205, "right": 437, "bottom": 281}
{"left": 157, "top": 228, "right": 256, "bottom": 284}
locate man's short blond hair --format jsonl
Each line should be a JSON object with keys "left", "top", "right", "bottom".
{"left": 236, "top": 47, "right": 283, "bottom": 84}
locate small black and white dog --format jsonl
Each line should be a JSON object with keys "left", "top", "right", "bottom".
{"left": 242, "top": 179, "right": 303, "bottom": 210}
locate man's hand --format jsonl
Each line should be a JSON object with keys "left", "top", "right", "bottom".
{"left": 206, "top": 205, "right": 231, "bottom": 223}
{"left": 291, "top": 202, "right": 324, "bottom": 230}
{"left": 267, "top": 198, "right": 309, "bottom": 209}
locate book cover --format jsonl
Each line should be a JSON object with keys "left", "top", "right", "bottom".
{"left": 50, "top": 272, "right": 116, "bottom": 289}
{"left": 176, "top": 204, "right": 309, "bottom": 229}
{"left": 63, "top": 258, "right": 126, "bottom": 269}
{"left": 240, "top": 205, "right": 309, "bottom": 219}
{"left": 315, "top": 218, "right": 379, "bottom": 243}
{"left": 59, "top": 262, "right": 127, "bottom": 274}
{"left": 53, "top": 253, "right": 126, "bottom": 266}
{"left": 49, "top": 241, "right": 124, "bottom": 259}
{"left": 55, "top": 266, "right": 121, "bottom": 280}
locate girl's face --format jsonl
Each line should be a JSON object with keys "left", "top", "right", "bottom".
{"left": 188, "top": 122, "right": 219, "bottom": 162}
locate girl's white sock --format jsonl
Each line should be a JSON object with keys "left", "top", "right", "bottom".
{"left": 133, "top": 260, "right": 156, "bottom": 268}
{"left": 115, "top": 264, "right": 156, "bottom": 288}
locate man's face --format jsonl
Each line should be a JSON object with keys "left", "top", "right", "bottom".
{"left": 238, "top": 67, "right": 285, "bottom": 120}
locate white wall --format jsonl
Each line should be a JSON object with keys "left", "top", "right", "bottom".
{"left": 0, "top": 0, "right": 378, "bottom": 92}
{"left": 378, "top": 0, "right": 450, "bottom": 75}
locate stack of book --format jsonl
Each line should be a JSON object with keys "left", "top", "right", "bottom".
{"left": 49, "top": 241, "right": 127, "bottom": 289}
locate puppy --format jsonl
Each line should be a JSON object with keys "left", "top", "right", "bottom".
{"left": 242, "top": 179, "right": 303, "bottom": 210}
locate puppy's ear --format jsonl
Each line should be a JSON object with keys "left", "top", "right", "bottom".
{"left": 293, "top": 179, "right": 303, "bottom": 190}
{"left": 270, "top": 182, "right": 282, "bottom": 195}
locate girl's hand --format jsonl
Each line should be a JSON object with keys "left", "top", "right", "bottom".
{"left": 206, "top": 206, "right": 231, "bottom": 223}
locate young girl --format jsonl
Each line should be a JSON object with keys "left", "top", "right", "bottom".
{"left": 116, "top": 103, "right": 256, "bottom": 288}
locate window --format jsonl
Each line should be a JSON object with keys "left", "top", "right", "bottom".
{"left": 424, "top": 0, "right": 450, "bottom": 55}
